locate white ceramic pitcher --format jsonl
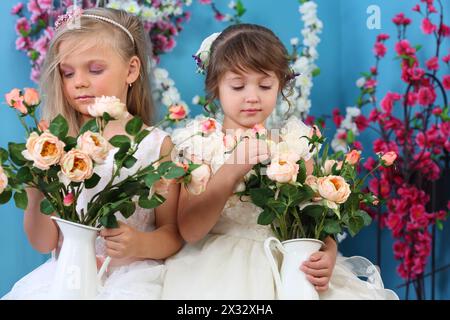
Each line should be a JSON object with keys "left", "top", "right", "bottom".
{"left": 49, "top": 216, "right": 111, "bottom": 299}
{"left": 264, "top": 237, "right": 324, "bottom": 300}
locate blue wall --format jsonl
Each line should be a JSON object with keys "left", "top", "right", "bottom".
{"left": 0, "top": 0, "right": 448, "bottom": 298}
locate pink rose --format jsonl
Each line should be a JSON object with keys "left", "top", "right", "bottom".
{"left": 381, "top": 151, "right": 397, "bottom": 166}
{"left": 317, "top": 175, "right": 351, "bottom": 205}
{"left": 267, "top": 157, "right": 299, "bottom": 184}
{"left": 60, "top": 149, "right": 94, "bottom": 182}
{"left": 63, "top": 193, "right": 74, "bottom": 206}
{"left": 23, "top": 88, "right": 40, "bottom": 106}
{"left": 252, "top": 123, "right": 267, "bottom": 136}
{"left": 22, "top": 131, "right": 65, "bottom": 170}
{"left": 304, "top": 175, "right": 318, "bottom": 193}
{"left": 345, "top": 150, "right": 361, "bottom": 165}
{"left": 200, "top": 119, "right": 217, "bottom": 135}
{"left": 77, "top": 131, "right": 111, "bottom": 164}
{"left": 0, "top": 166, "right": 8, "bottom": 194}
{"left": 168, "top": 104, "right": 187, "bottom": 121}
{"left": 187, "top": 164, "right": 211, "bottom": 195}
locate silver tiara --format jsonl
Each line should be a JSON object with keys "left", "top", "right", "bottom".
{"left": 55, "top": 9, "right": 134, "bottom": 45}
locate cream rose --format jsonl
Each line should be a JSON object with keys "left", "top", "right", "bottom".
{"left": 87, "top": 96, "right": 128, "bottom": 119}
{"left": 60, "top": 149, "right": 94, "bottom": 182}
{"left": 187, "top": 164, "right": 211, "bottom": 195}
{"left": 317, "top": 175, "right": 351, "bottom": 204}
{"left": 267, "top": 157, "right": 299, "bottom": 184}
{"left": 323, "top": 159, "right": 343, "bottom": 175}
{"left": 22, "top": 131, "right": 66, "bottom": 170}
{"left": 0, "top": 166, "right": 8, "bottom": 194}
{"left": 77, "top": 131, "right": 111, "bottom": 164}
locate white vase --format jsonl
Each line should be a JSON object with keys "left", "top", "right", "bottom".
{"left": 49, "top": 216, "right": 111, "bottom": 300}
{"left": 264, "top": 237, "right": 324, "bottom": 300}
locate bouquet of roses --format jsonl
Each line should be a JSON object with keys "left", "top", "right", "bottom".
{"left": 235, "top": 119, "right": 397, "bottom": 242}
{"left": 0, "top": 88, "right": 197, "bottom": 228}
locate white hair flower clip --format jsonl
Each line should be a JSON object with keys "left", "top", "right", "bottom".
{"left": 192, "top": 32, "right": 221, "bottom": 74}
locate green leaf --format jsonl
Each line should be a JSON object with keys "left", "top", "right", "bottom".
{"left": 345, "top": 193, "right": 360, "bottom": 213}
{"left": 8, "top": 143, "right": 26, "bottom": 166}
{"left": 125, "top": 116, "right": 143, "bottom": 136}
{"left": 414, "top": 44, "right": 422, "bottom": 52}
{"left": 145, "top": 173, "right": 162, "bottom": 188}
{"left": 249, "top": 188, "right": 274, "bottom": 208}
{"left": 297, "top": 159, "right": 306, "bottom": 184}
{"left": 323, "top": 219, "right": 342, "bottom": 234}
{"left": 45, "top": 181, "right": 61, "bottom": 193}
{"left": 40, "top": 198, "right": 54, "bottom": 215}
{"left": 135, "top": 129, "right": 150, "bottom": 144}
{"left": 79, "top": 118, "right": 99, "bottom": 134}
{"left": 355, "top": 209, "right": 372, "bottom": 226}
{"left": 165, "top": 166, "right": 186, "bottom": 179}
{"left": 109, "top": 135, "right": 131, "bottom": 148}
{"left": 17, "top": 167, "right": 33, "bottom": 184}
{"left": 257, "top": 209, "right": 276, "bottom": 225}
{"left": 236, "top": 0, "right": 246, "bottom": 16}
{"left": 63, "top": 136, "right": 77, "bottom": 151}
{"left": 346, "top": 130, "right": 355, "bottom": 144}
{"left": 157, "top": 161, "right": 175, "bottom": 175}
{"left": 302, "top": 204, "right": 324, "bottom": 220}
{"left": 138, "top": 194, "right": 165, "bottom": 209}
{"left": 0, "top": 147, "right": 8, "bottom": 163}
{"left": 0, "top": 190, "right": 13, "bottom": 204}
{"left": 114, "top": 142, "right": 131, "bottom": 162}
{"left": 312, "top": 68, "right": 321, "bottom": 77}
{"left": 13, "top": 191, "right": 28, "bottom": 210}
{"left": 266, "top": 199, "right": 288, "bottom": 217}
{"left": 85, "top": 173, "right": 101, "bottom": 189}
{"left": 99, "top": 214, "right": 118, "bottom": 228}
{"left": 102, "top": 112, "right": 113, "bottom": 122}
{"left": 348, "top": 216, "right": 365, "bottom": 236}
{"left": 119, "top": 202, "right": 136, "bottom": 219}
{"left": 436, "top": 219, "right": 444, "bottom": 231}
{"left": 123, "top": 156, "right": 137, "bottom": 169}
{"left": 49, "top": 115, "right": 69, "bottom": 139}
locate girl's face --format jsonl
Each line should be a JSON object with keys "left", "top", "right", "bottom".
{"left": 58, "top": 38, "right": 138, "bottom": 120}
{"left": 218, "top": 69, "right": 279, "bottom": 130}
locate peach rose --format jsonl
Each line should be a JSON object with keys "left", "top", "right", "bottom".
{"left": 252, "top": 123, "right": 267, "bottom": 136}
{"left": 60, "top": 149, "right": 94, "bottom": 182}
{"left": 323, "top": 159, "right": 343, "bottom": 175}
{"left": 381, "top": 151, "right": 397, "bottom": 166}
{"left": 187, "top": 163, "right": 211, "bottom": 195}
{"left": 267, "top": 157, "right": 299, "bottom": 184}
{"left": 77, "top": 131, "right": 111, "bottom": 164}
{"left": 168, "top": 104, "right": 188, "bottom": 121}
{"left": 87, "top": 96, "right": 128, "bottom": 119}
{"left": 23, "top": 88, "right": 40, "bottom": 106}
{"left": 345, "top": 150, "right": 361, "bottom": 165}
{"left": 154, "top": 177, "right": 176, "bottom": 197}
{"left": 5, "top": 88, "right": 21, "bottom": 107}
{"left": 22, "top": 131, "right": 65, "bottom": 170}
{"left": 0, "top": 166, "right": 8, "bottom": 194}
{"left": 317, "top": 175, "right": 351, "bottom": 205}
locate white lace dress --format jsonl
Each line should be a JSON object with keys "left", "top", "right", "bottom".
{"left": 161, "top": 116, "right": 399, "bottom": 300}
{"left": 3, "top": 127, "right": 169, "bottom": 300}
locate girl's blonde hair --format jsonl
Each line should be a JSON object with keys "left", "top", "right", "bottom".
{"left": 40, "top": 7, "right": 154, "bottom": 135}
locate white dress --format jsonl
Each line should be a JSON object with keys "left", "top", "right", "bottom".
{"left": 162, "top": 116, "right": 399, "bottom": 300}
{"left": 3, "top": 127, "right": 169, "bottom": 300}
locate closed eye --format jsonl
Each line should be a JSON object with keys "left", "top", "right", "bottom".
{"left": 260, "top": 86, "right": 272, "bottom": 90}
{"left": 231, "top": 86, "right": 244, "bottom": 91}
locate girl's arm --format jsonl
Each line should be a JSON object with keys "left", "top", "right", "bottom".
{"left": 23, "top": 188, "right": 59, "bottom": 253}
{"left": 101, "top": 136, "right": 184, "bottom": 260}
{"left": 178, "top": 138, "right": 270, "bottom": 244}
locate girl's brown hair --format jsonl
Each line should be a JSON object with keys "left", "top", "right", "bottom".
{"left": 40, "top": 7, "right": 154, "bottom": 135}
{"left": 204, "top": 23, "right": 292, "bottom": 112}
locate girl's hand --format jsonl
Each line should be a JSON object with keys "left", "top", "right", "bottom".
{"left": 225, "top": 137, "right": 270, "bottom": 180}
{"left": 300, "top": 237, "right": 337, "bottom": 292}
{"left": 100, "top": 221, "right": 142, "bottom": 259}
